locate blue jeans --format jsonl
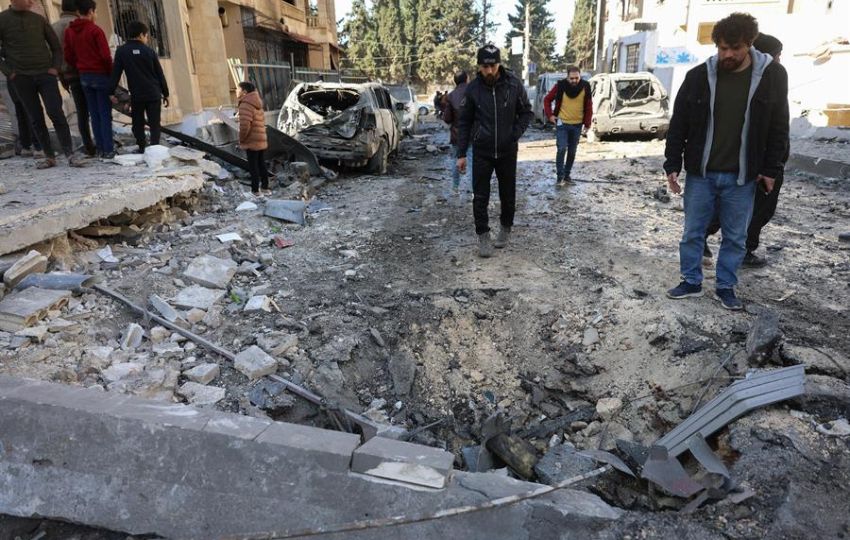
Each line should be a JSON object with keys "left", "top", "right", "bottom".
{"left": 680, "top": 172, "right": 756, "bottom": 289}
{"left": 81, "top": 73, "right": 114, "bottom": 154}
{"left": 555, "top": 123, "right": 582, "bottom": 179}
{"left": 451, "top": 144, "right": 472, "bottom": 189}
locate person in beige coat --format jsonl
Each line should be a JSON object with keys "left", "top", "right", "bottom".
{"left": 237, "top": 81, "right": 269, "bottom": 194}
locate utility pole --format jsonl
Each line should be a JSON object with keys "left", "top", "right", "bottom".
{"left": 522, "top": 0, "right": 530, "bottom": 85}
{"left": 592, "top": 0, "right": 603, "bottom": 72}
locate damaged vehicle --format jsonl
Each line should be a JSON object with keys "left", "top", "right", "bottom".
{"left": 277, "top": 82, "right": 401, "bottom": 174}
{"left": 386, "top": 84, "right": 420, "bottom": 135}
{"left": 587, "top": 72, "right": 669, "bottom": 142}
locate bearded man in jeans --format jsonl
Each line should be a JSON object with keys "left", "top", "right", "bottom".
{"left": 664, "top": 12, "right": 788, "bottom": 310}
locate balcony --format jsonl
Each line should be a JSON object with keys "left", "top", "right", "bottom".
{"left": 307, "top": 15, "right": 328, "bottom": 29}
{"left": 280, "top": 1, "right": 306, "bottom": 23}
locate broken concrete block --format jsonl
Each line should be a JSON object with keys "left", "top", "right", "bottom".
{"left": 102, "top": 362, "right": 144, "bottom": 383}
{"left": 185, "top": 308, "right": 206, "bottom": 325}
{"left": 198, "top": 158, "right": 223, "bottom": 178}
{"left": 596, "top": 397, "right": 623, "bottom": 421}
{"left": 3, "top": 250, "right": 48, "bottom": 288}
{"left": 149, "top": 294, "right": 181, "bottom": 323}
{"left": 184, "top": 363, "right": 220, "bottom": 385}
{"left": 243, "top": 295, "right": 272, "bottom": 313}
{"left": 0, "top": 287, "right": 71, "bottom": 332}
{"left": 351, "top": 436, "right": 455, "bottom": 488}
{"left": 583, "top": 327, "right": 600, "bottom": 347}
{"left": 234, "top": 345, "right": 277, "bottom": 380}
{"left": 388, "top": 352, "right": 416, "bottom": 396}
{"left": 173, "top": 286, "right": 226, "bottom": 310}
{"left": 121, "top": 323, "right": 145, "bottom": 351}
{"left": 216, "top": 232, "right": 242, "bottom": 243}
{"left": 82, "top": 346, "right": 114, "bottom": 370}
{"left": 143, "top": 145, "right": 171, "bottom": 169}
{"left": 15, "top": 325, "right": 48, "bottom": 342}
{"left": 149, "top": 326, "right": 171, "bottom": 344}
{"left": 534, "top": 444, "right": 596, "bottom": 485}
{"left": 169, "top": 146, "right": 206, "bottom": 162}
{"left": 235, "top": 201, "right": 258, "bottom": 212}
{"left": 113, "top": 153, "right": 145, "bottom": 167}
{"left": 288, "top": 161, "right": 310, "bottom": 183}
{"left": 264, "top": 200, "right": 306, "bottom": 225}
{"left": 178, "top": 382, "right": 225, "bottom": 406}
{"left": 153, "top": 342, "right": 183, "bottom": 357}
{"left": 183, "top": 255, "right": 237, "bottom": 289}
{"left": 257, "top": 332, "right": 298, "bottom": 357}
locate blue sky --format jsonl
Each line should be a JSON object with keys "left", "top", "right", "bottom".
{"left": 334, "top": 0, "right": 576, "bottom": 53}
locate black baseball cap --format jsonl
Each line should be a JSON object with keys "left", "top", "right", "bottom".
{"left": 477, "top": 44, "right": 501, "bottom": 66}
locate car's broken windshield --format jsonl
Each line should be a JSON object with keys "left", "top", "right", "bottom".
{"left": 298, "top": 88, "right": 361, "bottom": 117}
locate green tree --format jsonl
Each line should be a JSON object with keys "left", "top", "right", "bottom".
{"left": 416, "top": 0, "right": 481, "bottom": 84}
{"left": 566, "top": 0, "right": 596, "bottom": 70}
{"left": 374, "top": 0, "right": 409, "bottom": 81}
{"left": 503, "top": 0, "right": 558, "bottom": 83}
{"left": 340, "top": 0, "right": 380, "bottom": 77}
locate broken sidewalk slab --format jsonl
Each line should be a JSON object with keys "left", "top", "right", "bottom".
{"left": 0, "top": 287, "right": 72, "bottom": 332}
{"left": 351, "top": 436, "right": 455, "bottom": 488}
{"left": 640, "top": 445, "right": 704, "bottom": 498}
{"left": 169, "top": 146, "right": 207, "bottom": 162}
{"left": 2, "top": 250, "right": 48, "bottom": 288}
{"left": 173, "top": 285, "right": 226, "bottom": 310}
{"left": 264, "top": 200, "right": 307, "bottom": 225}
{"left": 183, "top": 255, "right": 237, "bottom": 289}
{"left": 14, "top": 273, "right": 94, "bottom": 292}
{"left": 656, "top": 365, "right": 805, "bottom": 458}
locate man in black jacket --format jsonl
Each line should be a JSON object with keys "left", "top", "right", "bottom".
{"left": 442, "top": 71, "right": 470, "bottom": 196}
{"left": 109, "top": 21, "right": 169, "bottom": 151}
{"left": 664, "top": 13, "right": 788, "bottom": 310}
{"left": 456, "top": 44, "right": 533, "bottom": 258}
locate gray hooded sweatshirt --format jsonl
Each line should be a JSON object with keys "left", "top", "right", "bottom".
{"left": 701, "top": 47, "right": 773, "bottom": 185}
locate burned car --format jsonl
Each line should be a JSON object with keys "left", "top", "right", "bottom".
{"left": 277, "top": 82, "right": 401, "bottom": 174}
{"left": 587, "top": 72, "right": 669, "bottom": 142}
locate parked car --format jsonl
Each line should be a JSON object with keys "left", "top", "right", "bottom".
{"left": 277, "top": 82, "right": 401, "bottom": 174}
{"left": 386, "top": 84, "right": 419, "bottom": 135}
{"left": 586, "top": 72, "right": 669, "bottom": 142}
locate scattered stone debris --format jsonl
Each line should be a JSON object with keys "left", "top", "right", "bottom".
{"left": 2, "top": 250, "right": 48, "bottom": 288}
{"left": 183, "top": 255, "right": 237, "bottom": 289}
{"left": 234, "top": 346, "right": 278, "bottom": 380}
{"left": 184, "top": 363, "right": 220, "bottom": 385}
{"left": 746, "top": 309, "right": 782, "bottom": 363}
{"left": 0, "top": 287, "right": 71, "bottom": 331}
{"left": 178, "top": 381, "right": 226, "bottom": 406}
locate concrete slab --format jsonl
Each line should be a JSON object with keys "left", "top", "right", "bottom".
{"left": 0, "top": 157, "right": 205, "bottom": 256}
{"left": 2, "top": 250, "right": 47, "bottom": 287}
{"left": 352, "top": 436, "right": 455, "bottom": 488}
{"left": 183, "top": 255, "right": 237, "bottom": 289}
{"left": 173, "top": 285, "right": 225, "bottom": 310}
{"left": 0, "top": 376, "right": 623, "bottom": 539}
{"left": 0, "top": 287, "right": 71, "bottom": 331}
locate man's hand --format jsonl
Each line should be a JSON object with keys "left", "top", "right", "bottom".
{"left": 548, "top": 115, "right": 557, "bottom": 124}
{"left": 667, "top": 172, "right": 682, "bottom": 195}
{"left": 162, "top": 97, "right": 169, "bottom": 108}
{"left": 47, "top": 68, "right": 58, "bottom": 77}
{"left": 110, "top": 95, "right": 118, "bottom": 105}
{"left": 457, "top": 157, "right": 467, "bottom": 174}
{"left": 757, "top": 174, "right": 775, "bottom": 194}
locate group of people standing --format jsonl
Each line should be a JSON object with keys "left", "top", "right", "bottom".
{"left": 441, "top": 11, "right": 788, "bottom": 311}
{"left": 0, "top": 0, "right": 168, "bottom": 168}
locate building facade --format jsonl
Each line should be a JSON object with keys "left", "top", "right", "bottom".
{"left": 35, "top": 0, "right": 339, "bottom": 123}
{"left": 600, "top": 0, "right": 850, "bottom": 125}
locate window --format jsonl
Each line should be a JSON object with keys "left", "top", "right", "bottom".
{"left": 240, "top": 6, "right": 256, "bottom": 27}
{"left": 111, "top": 0, "right": 170, "bottom": 58}
{"left": 376, "top": 88, "right": 393, "bottom": 110}
{"left": 625, "top": 44, "right": 640, "bottom": 73}
{"left": 616, "top": 80, "right": 651, "bottom": 101}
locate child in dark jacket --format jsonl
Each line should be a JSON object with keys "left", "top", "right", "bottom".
{"left": 64, "top": 0, "right": 114, "bottom": 158}
{"left": 109, "top": 20, "right": 169, "bottom": 151}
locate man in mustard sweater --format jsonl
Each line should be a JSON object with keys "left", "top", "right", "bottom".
{"left": 543, "top": 66, "right": 593, "bottom": 184}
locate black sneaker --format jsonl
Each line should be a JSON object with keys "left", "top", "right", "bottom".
{"left": 667, "top": 281, "right": 703, "bottom": 299}
{"left": 741, "top": 251, "right": 767, "bottom": 268}
{"left": 563, "top": 175, "right": 572, "bottom": 183}
{"left": 715, "top": 288, "right": 743, "bottom": 310}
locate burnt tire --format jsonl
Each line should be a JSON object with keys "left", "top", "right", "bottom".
{"left": 367, "top": 139, "right": 388, "bottom": 175}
